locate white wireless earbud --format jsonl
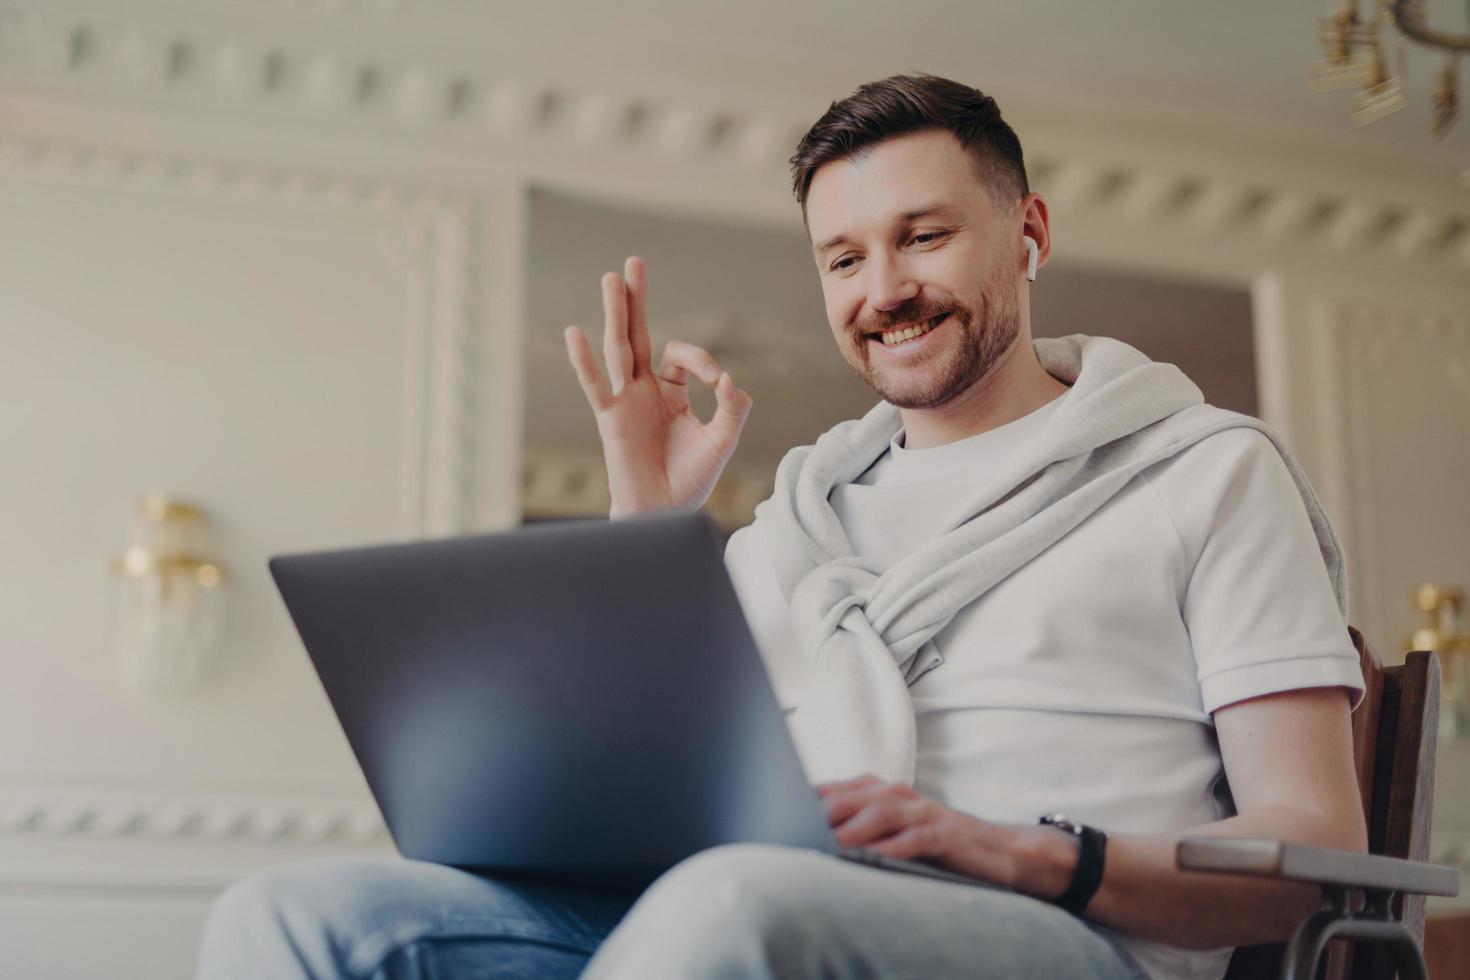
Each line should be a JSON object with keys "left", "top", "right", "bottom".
{"left": 1023, "top": 235, "right": 1039, "bottom": 282}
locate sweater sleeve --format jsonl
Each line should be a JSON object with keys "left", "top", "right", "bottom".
{"left": 724, "top": 522, "right": 810, "bottom": 709}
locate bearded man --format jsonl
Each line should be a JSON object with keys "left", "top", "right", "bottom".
{"left": 199, "top": 74, "right": 1366, "bottom": 980}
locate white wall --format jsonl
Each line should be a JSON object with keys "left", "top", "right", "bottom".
{"left": 0, "top": 122, "right": 492, "bottom": 980}
{"left": 1, "top": 3, "right": 1467, "bottom": 976}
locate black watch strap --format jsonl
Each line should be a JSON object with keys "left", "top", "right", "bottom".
{"left": 1038, "top": 814, "right": 1107, "bottom": 916}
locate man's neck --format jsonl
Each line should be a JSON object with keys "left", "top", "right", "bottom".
{"left": 898, "top": 338, "right": 1070, "bottom": 450}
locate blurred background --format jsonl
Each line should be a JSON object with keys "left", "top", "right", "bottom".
{"left": 1, "top": 1, "right": 1468, "bottom": 976}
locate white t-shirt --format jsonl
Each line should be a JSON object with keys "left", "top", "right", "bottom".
{"left": 722, "top": 392, "right": 1364, "bottom": 980}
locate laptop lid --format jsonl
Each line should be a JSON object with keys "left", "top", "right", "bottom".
{"left": 269, "top": 510, "right": 834, "bottom": 881}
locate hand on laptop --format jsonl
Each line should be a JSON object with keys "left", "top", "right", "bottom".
{"left": 564, "top": 256, "right": 754, "bottom": 518}
{"left": 819, "top": 774, "right": 1076, "bottom": 900}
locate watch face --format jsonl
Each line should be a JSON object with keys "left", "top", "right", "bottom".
{"left": 1041, "top": 814, "right": 1082, "bottom": 835}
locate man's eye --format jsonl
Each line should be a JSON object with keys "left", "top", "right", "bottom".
{"left": 910, "top": 231, "right": 946, "bottom": 246}
{"left": 831, "top": 256, "right": 859, "bottom": 272}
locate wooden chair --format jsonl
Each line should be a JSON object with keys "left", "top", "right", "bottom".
{"left": 1177, "top": 628, "right": 1462, "bottom": 979}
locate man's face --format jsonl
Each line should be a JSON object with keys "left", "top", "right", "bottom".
{"left": 805, "top": 130, "right": 1023, "bottom": 410}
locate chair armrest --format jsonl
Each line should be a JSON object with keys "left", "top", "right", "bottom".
{"left": 1176, "top": 837, "right": 1462, "bottom": 897}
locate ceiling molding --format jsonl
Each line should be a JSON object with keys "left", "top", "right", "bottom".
{"left": 0, "top": 7, "right": 793, "bottom": 163}
{"left": 2, "top": 6, "right": 1467, "bottom": 274}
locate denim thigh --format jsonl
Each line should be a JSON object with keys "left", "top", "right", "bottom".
{"left": 198, "top": 856, "right": 638, "bottom": 980}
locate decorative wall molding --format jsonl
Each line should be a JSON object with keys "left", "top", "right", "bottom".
{"left": 385, "top": 195, "right": 481, "bottom": 536}
{"left": 0, "top": 132, "right": 482, "bottom": 538}
{"left": 0, "top": 135, "right": 464, "bottom": 216}
{"left": 0, "top": 792, "right": 385, "bottom": 845}
{"left": 423, "top": 206, "right": 477, "bottom": 536}
{"left": 1, "top": 7, "right": 1467, "bottom": 272}
{"left": 0, "top": 7, "right": 792, "bottom": 163}
{"left": 1313, "top": 301, "right": 1470, "bottom": 647}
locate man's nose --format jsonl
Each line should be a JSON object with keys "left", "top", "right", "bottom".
{"left": 866, "top": 253, "right": 920, "bottom": 313}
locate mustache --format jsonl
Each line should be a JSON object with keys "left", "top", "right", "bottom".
{"left": 853, "top": 298, "right": 967, "bottom": 337}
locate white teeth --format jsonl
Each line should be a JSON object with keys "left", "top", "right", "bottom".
{"left": 880, "top": 316, "right": 942, "bottom": 347}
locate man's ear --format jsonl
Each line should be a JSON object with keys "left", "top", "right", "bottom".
{"left": 1019, "top": 193, "right": 1052, "bottom": 281}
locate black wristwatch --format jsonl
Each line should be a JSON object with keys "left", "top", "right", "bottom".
{"left": 1038, "top": 814, "right": 1107, "bottom": 916}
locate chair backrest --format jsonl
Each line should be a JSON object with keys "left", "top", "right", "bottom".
{"left": 1223, "top": 628, "right": 1442, "bottom": 980}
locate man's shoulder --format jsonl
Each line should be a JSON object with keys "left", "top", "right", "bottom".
{"left": 1156, "top": 421, "right": 1281, "bottom": 478}
{"left": 1141, "top": 419, "right": 1312, "bottom": 548}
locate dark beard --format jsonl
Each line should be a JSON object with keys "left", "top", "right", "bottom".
{"left": 846, "top": 277, "right": 1021, "bottom": 410}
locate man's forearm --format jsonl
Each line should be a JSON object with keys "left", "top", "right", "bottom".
{"left": 1012, "top": 806, "right": 1367, "bottom": 950}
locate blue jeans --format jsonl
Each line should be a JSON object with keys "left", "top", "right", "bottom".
{"left": 198, "top": 844, "right": 1149, "bottom": 979}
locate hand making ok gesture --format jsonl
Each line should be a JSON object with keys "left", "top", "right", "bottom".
{"left": 563, "top": 256, "right": 754, "bottom": 518}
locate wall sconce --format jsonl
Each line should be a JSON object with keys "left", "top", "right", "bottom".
{"left": 111, "top": 494, "right": 225, "bottom": 694}
{"left": 1408, "top": 583, "right": 1470, "bottom": 741}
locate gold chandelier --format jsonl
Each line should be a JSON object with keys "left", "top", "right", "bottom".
{"left": 1314, "top": 0, "right": 1467, "bottom": 137}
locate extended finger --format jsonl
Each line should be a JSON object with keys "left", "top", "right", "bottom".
{"left": 601, "top": 272, "right": 634, "bottom": 395}
{"left": 564, "top": 326, "right": 614, "bottom": 411}
{"left": 625, "top": 256, "right": 653, "bottom": 373}
{"left": 702, "top": 371, "right": 753, "bottom": 450}
{"left": 658, "top": 339, "right": 723, "bottom": 387}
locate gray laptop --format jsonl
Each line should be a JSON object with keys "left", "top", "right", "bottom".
{"left": 270, "top": 509, "right": 990, "bottom": 889}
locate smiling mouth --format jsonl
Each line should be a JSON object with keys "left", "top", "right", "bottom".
{"left": 873, "top": 314, "right": 947, "bottom": 348}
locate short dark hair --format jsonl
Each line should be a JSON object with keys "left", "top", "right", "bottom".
{"left": 789, "top": 73, "right": 1029, "bottom": 211}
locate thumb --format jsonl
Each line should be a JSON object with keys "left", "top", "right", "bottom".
{"left": 704, "top": 371, "right": 752, "bottom": 447}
